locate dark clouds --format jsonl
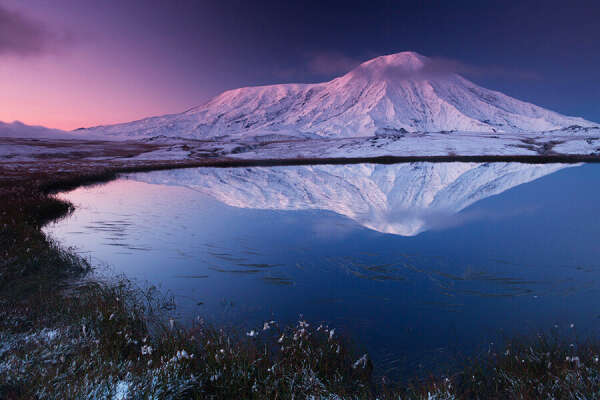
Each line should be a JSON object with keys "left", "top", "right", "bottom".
{"left": 271, "top": 52, "right": 364, "bottom": 81}
{"left": 426, "top": 57, "right": 542, "bottom": 81}
{"left": 306, "top": 52, "right": 362, "bottom": 76}
{"left": 274, "top": 51, "right": 541, "bottom": 84}
{"left": 0, "top": 5, "right": 70, "bottom": 56}
{"left": 351, "top": 55, "right": 542, "bottom": 82}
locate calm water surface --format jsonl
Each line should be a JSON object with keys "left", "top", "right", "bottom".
{"left": 43, "top": 162, "right": 600, "bottom": 377}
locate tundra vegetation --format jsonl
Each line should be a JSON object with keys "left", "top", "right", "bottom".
{"left": 1, "top": 164, "right": 600, "bottom": 399}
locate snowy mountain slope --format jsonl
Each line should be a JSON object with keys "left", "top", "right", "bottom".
{"left": 129, "top": 162, "right": 574, "bottom": 236}
{"left": 83, "top": 52, "right": 595, "bottom": 140}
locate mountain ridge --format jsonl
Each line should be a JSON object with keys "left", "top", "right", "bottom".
{"left": 82, "top": 51, "right": 596, "bottom": 140}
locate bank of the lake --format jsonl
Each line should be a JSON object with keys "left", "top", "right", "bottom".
{"left": 2, "top": 162, "right": 600, "bottom": 399}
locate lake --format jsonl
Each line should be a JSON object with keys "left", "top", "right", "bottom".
{"left": 43, "top": 162, "right": 600, "bottom": 378}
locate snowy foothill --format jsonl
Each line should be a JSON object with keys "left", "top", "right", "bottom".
{"left": 201, "top": 128, "right": 600, "bottom": 160}
{"left": 1, "top": 128, "right": 599, "bottom": 168}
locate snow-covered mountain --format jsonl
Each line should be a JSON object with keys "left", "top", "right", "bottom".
{"left": 83, "top": 52, "right": 594, "bottom": 140}
{"left": 129, "top": 162, "right": 574, "bottom": 236}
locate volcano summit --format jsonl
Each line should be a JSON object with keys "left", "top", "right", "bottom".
{"left": 83, "top": 52, "right": 595, "bottom": 141}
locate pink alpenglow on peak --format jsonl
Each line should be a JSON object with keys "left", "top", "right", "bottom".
{"left": 353, "top": 51, "right": 430, "bottom": 75}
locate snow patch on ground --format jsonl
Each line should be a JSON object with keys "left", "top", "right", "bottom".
{"left": 130, "top": 145, "right": 192, "bottom": 160}
{"left": 0, "top": 143, "right": 79, "bottom": 161}
{"left": 553, "top": 137, "right": 600, "bottom": 154}
{"left": 217, "top": 129, "right": 600, "bottom": 159}
{"left": 113, "top": 380, "right": 130, "bottom": 400}
{"left": 2, "top": 129, "right": 599, "bottom": 169}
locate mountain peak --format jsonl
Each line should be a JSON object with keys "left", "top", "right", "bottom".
{"left": 342, "top": 51, "right": 434, "bottom": 82}
{"left": 359, "top": 51, "right": 429, "bottom": 72}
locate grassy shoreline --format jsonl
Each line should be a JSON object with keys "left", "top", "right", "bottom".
{"left": 2, "top": 163, "right": 600, "bottom": 399}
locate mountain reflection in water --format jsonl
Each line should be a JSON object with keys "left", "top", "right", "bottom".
{"left": 128, "top": 162, "right": 573, "bottom": 235}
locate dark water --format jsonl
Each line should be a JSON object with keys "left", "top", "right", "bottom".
{"left": 43, "top": 162, "right": 600, "bottom": 377}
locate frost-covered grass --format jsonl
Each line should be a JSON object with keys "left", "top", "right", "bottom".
{"left": 0, "top": 168, "right": 381, "bottom": 398}
{"left": 0, "top": 278, "right": 378, "bottom": 398}
{"left": 2, "top": 166, "right": 600, "bottom": 399}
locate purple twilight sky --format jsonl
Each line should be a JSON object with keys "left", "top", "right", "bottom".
{"left": 1, "top": 0, "right": 599, "bottom": 130}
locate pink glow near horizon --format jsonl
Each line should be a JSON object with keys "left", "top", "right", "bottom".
{"left": 0, "top": 53, "right": 193, "bottom": 130}
{"left": 0, "top": 1, "right": 220, "bottom": 131}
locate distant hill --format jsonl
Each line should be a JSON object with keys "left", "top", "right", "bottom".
{"left": 0, "top": 121, "right": 79, "bottom": 139}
